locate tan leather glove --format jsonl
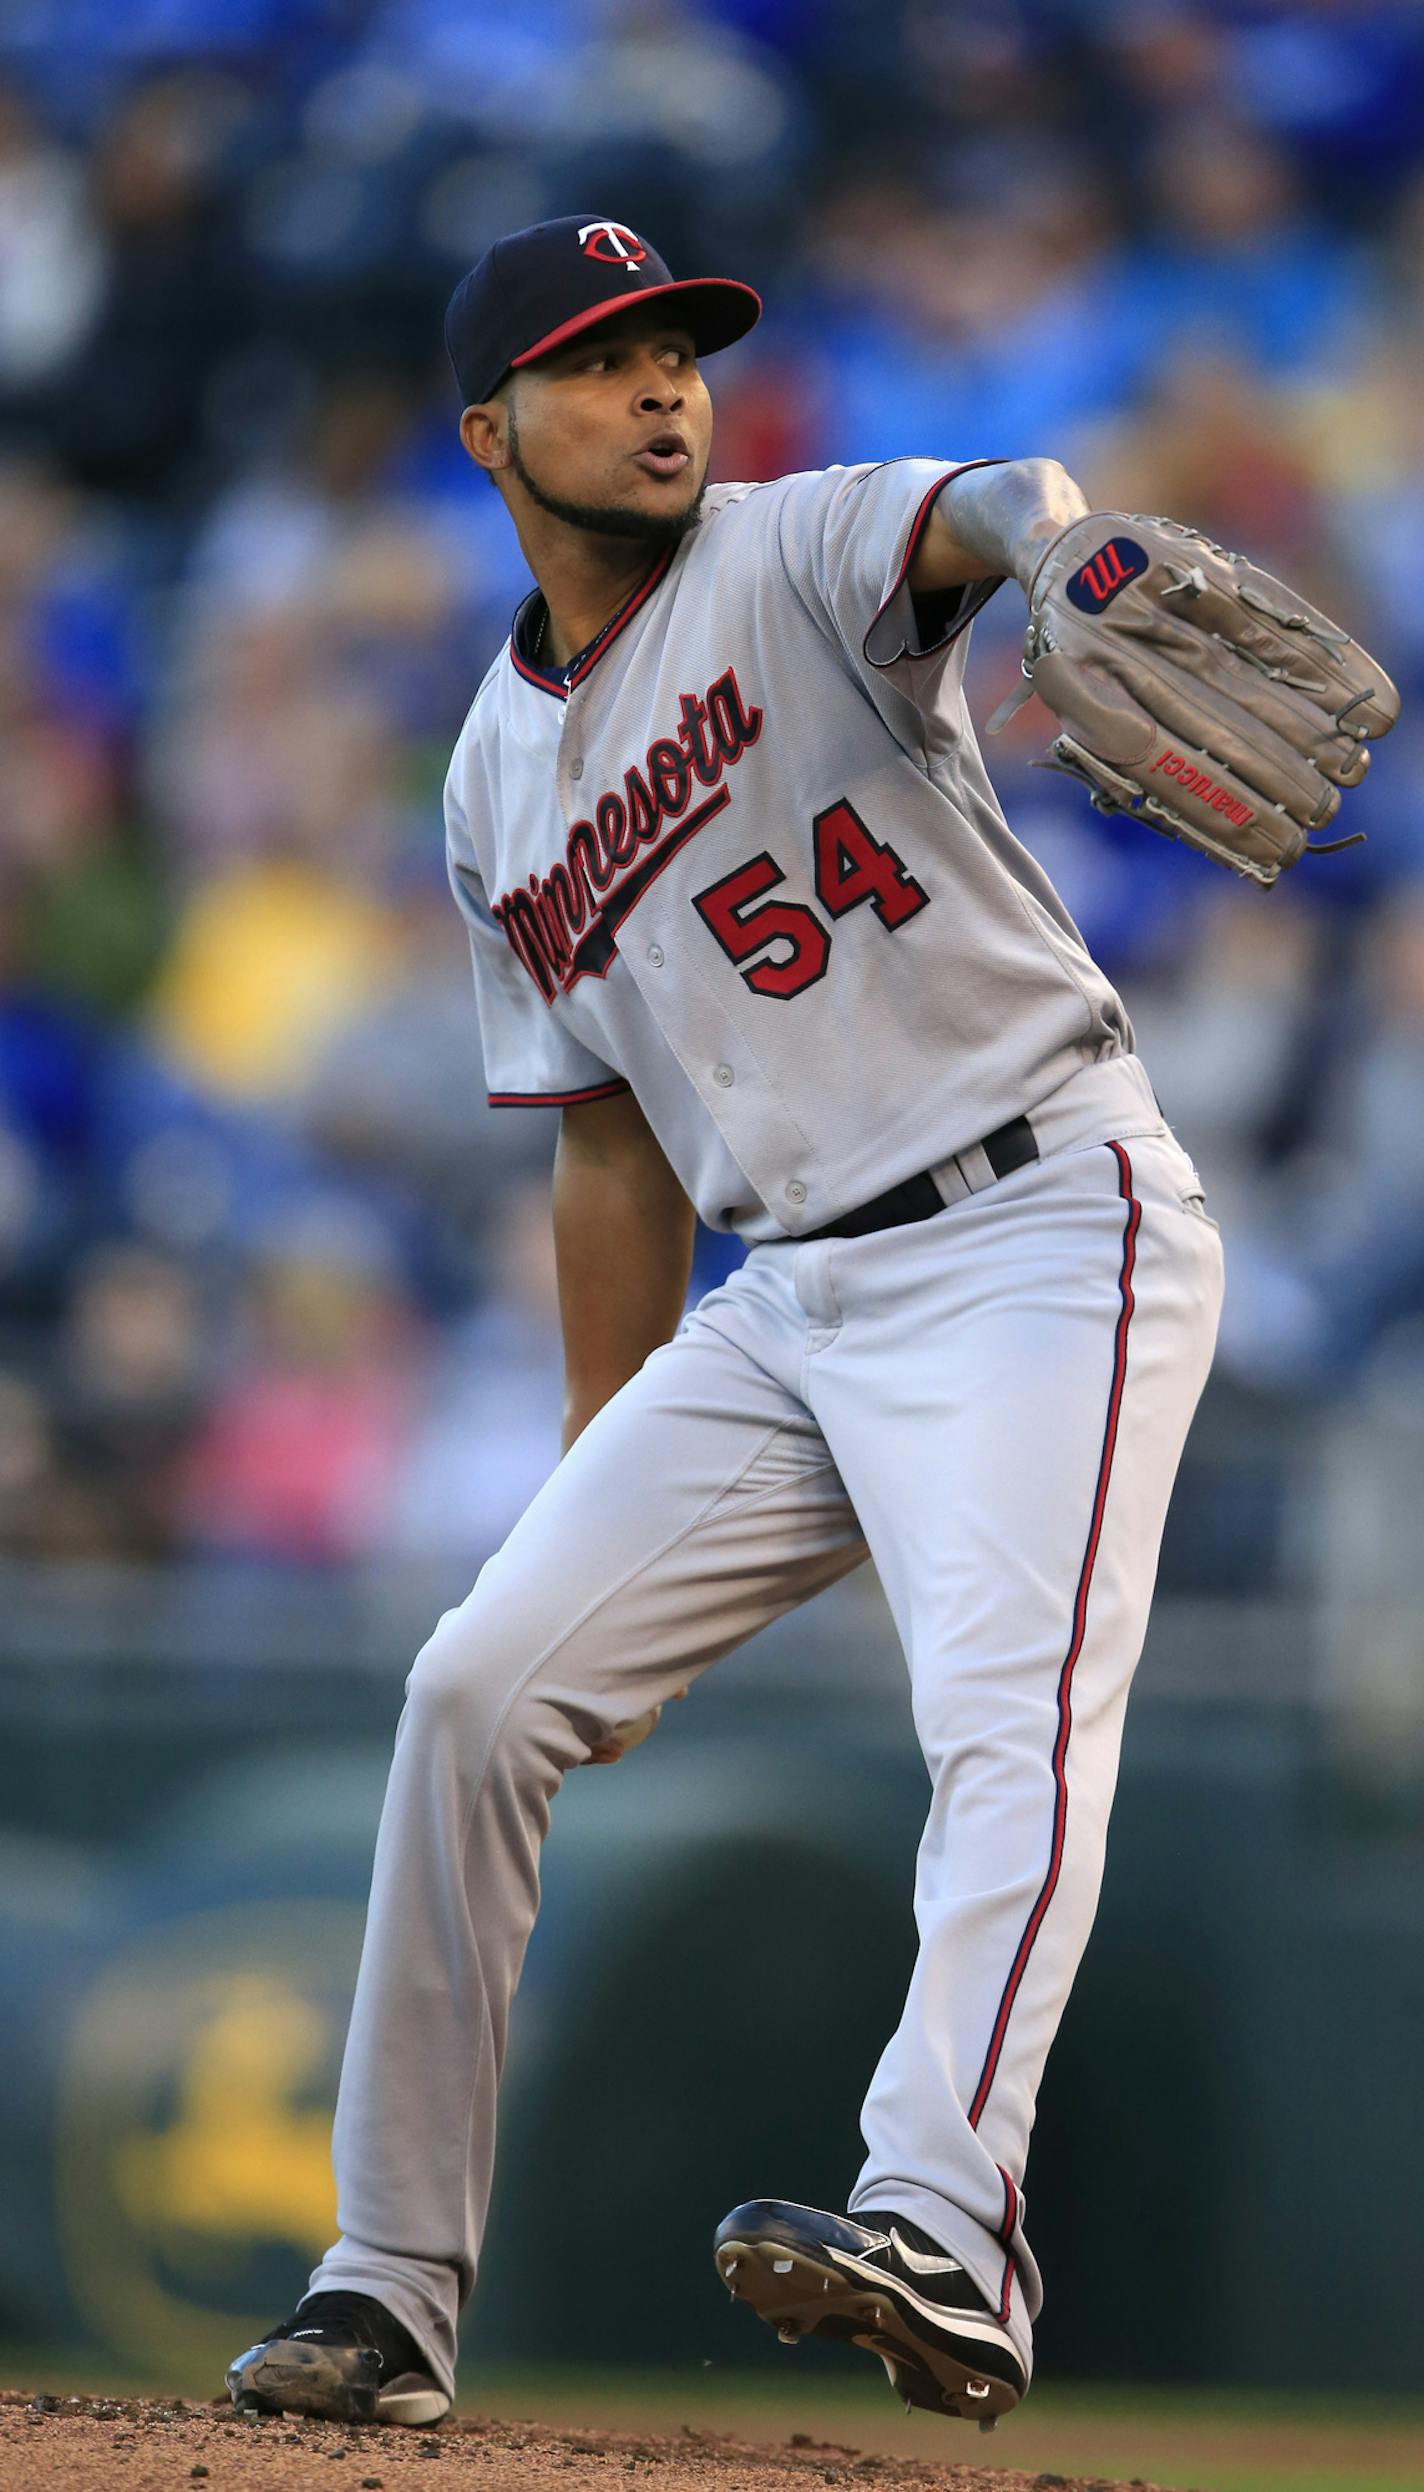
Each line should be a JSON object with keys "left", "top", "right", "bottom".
{"left": 992, "top": 512, "right": 1400, "bottom": 885}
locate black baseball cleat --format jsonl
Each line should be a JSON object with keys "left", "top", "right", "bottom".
{"left": 713, "top": 2199, "right": 1026, "bottom": 2428}
{"left": 226, "top": 2289, "right": 450, "bottom": 2426}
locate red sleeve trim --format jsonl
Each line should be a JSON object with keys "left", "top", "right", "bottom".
{"left": 862, "top": 458, "right": 1010, "bottom": 669}
{"left": 487, "top": 1078, "right": 631, "bottom": 1108}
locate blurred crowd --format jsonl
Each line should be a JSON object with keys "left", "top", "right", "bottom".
{"left": 1, "top": 0, "right": 1422, "bottom": 1570}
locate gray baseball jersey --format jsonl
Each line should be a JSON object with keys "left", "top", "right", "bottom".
{"left": 444, "top": 458, "right": 1135, "bottom": 1237}
{"left": 303, "top": 453, "right": 1223, "bottom": 2410}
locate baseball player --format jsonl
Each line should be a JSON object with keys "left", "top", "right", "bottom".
{"left": 227, "top": 215, "right": 1396, "bottom": 2432}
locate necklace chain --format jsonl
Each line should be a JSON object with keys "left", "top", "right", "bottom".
{"left": 532, "top": 566, "right": 660, "bottom": 679}
{"left": 532, "top": 595, "right": 616, "bottom": 680}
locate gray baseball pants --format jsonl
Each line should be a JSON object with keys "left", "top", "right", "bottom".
{"left": 308, "top": 1098, "right": 1222, "bottom": 2398}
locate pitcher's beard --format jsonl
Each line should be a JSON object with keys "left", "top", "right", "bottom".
{"left": 508, "top": 408, "right": 705, "bottom": 545}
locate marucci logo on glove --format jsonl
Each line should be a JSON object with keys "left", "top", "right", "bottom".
{"left": 1065, "top": 537, "right": 1149, "bottom": 612}
{"left": 1150, "top": 749, "right": 1256, "bottom": 829}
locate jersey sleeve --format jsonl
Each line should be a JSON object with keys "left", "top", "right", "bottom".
{"left": 776, "top": 457, "right": 1009, "bottom": 677}
{"left": 445, "top": 775, "right": 629, "bottom": 1110}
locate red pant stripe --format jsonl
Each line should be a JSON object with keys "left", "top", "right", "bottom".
{"left": 966, "top": 1141, "right": 1140, "bottom": 2131}
{"left": 995, "top": 2165, "right": 1019, "bottom": 2321}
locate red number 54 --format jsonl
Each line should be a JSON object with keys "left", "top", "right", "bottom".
{"left": 691, "top": 799, "right": 928, "bottom": 1001}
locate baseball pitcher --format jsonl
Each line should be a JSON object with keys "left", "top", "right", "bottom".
{"left": 227, "top": 215, "right": 1397, "bottom": 2432}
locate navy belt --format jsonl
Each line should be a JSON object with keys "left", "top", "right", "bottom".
{"left": 802, "top": 1114, "right": 1039, "bottom": 1243}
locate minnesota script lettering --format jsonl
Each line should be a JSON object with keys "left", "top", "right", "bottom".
{"left": 489, "top": 667, "right": 762, "bottom": 999}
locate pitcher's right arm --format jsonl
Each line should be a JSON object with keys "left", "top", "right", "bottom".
{"left": 554, "top": 1086, "right": 696, "bottom": 1456}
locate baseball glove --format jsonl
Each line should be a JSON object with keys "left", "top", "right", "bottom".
{"left": 989, "top": 512, "right": 1400, "bottom": 885}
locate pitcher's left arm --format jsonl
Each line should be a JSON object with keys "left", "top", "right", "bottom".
{"left": 909, "top": 458, "right": 1090, "bottom": 595}
{"left": 911, "top": 460, "right": 1399, "bottom": 884}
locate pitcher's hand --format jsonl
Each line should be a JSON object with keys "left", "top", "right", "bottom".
{"left": 585, "top": 1684, "right": 689, "bottom": 1764}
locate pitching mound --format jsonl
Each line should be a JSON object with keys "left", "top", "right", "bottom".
{"left": 1, "top": 2389, "right": 1195, "bottom": 2492}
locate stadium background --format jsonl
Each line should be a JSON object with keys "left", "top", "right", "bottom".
{"left": 0, "top": 0, "right": 1421, "bottom": 2468}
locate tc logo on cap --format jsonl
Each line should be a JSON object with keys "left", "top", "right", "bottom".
{"left": 578, "top": 219, "right": 648, "bottom": 268}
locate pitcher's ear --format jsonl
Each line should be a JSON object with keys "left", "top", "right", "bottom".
{"left": 460, "top": 400, "right": 508, "bottom": 475}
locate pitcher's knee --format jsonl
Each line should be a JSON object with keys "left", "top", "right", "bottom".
{"left": 911, "top": 1665, "right": 1058, "bottom": 1785}
{"left": 404, "top": 1596, "right": 530, "bottom": 1747}
{"left": 403, "top": 1594, "right": 587, "bottom": 1779}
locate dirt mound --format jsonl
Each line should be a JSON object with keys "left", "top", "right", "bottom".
{"left": 0, "top": 2389, "right": 1192, "bottom": 2492}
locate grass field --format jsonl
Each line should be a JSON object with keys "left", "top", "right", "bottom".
{"left": 1, "top": 2351, "right": 1419, "bottom": 2492}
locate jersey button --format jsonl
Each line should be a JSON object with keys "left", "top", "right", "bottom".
{"left": 712, "top": 1063, "right": 734, "bottom": 1088}
{"left": 570, "top": 759, "right": 584, "bottom": 780}
{"left": 785, "top": 1180, "right": 807, "bottom": 1205}
{"left": 647, "top": 943, "right": 665, "bottom": 967}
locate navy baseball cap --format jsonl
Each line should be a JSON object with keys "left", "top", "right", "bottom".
{"left": 444, "top": 214, "right": 761, "bottom": 408}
